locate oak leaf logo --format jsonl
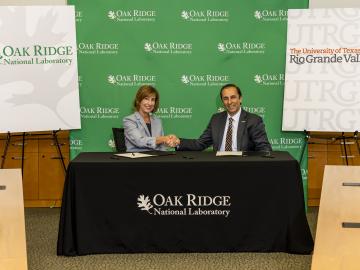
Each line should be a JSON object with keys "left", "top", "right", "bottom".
{"left": 254, "top": 11, "right": 262, "bottom": 20}
{"left": 217, "top": 43, "right": 225, "bottom": 52}
{"left": 137, "top": 195, "right": 153, "bottom": 214}
{"left": 108, "top": 75, "right": 116, "bottom": 84}
{"left": 181, "top": 11, "right": 189, "bottom": 20}
{"left": 144, "top": 43, "right": 152, "bottom": 51}
{"left": 108, "top": 11, "right": 116, "bottom": 20}
{"left": 181, "top": 75, "right": 190, "bottom": 84}
{"left": 254, "top": 74, "right": 262, "bottom": 84}
{"left": 108, "top": 139, "right": 115, "bottom": 148}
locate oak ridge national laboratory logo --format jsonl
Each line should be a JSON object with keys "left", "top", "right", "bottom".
{"left": 180, "top": 74, "right": 230, "bottom": 86}
{"left": 137, "top": 193, "right": 231, "bottom": 218}
{"left": 107, "top": 9, "right": 156, "bottom": 22}
{"left": 137, "top": 195, "right": 153, "bottom": 213}
{"left": 301, "top": 169, "right": 308, "bottom": 181}
{"left": 70, "top": 139, "right": 83, "bottom": 151}
{"left": 218, "top": 106, "right": 266, "bottom": 118}
{"left": 107, "top": 74, "right": 156, "bottom": 87}
{"left": 242, "top": 106, "right": 266, "bottom": 119}
{"left": 156, "top": 106, "right": 193, "bottom": 119}
{"left": 108, "top": 139, "right": 115, "bottom": 149}
{"left": 0, "top": 44, "right": 74, "bottom": 66}
{"left": 254, "top": 73, "right": 284, "bottom": 86}
{"left": 75, "top": 10, "right": 83, "bottom": 23}
{"left": 180, "top": 10, "right": 229, "bottom": 22}
{"left": 78, "top": 75, "right": 83, "bottom": 87}
{"left": 217, "top": 42, "right": 266, "bottom": 54}
{"left": 80, "top": 106, "right": 120, "bottom": 120}
{"left": 144, "top": 42, "right": 192, "bottom": 54}
{"left": 270, "top": 137, "right": 303, "bottom": 150}
{"left": 254, "top": 10, "right": 288, "bottom": 22}
{"left": 77, "top": 42, "right": 119, "bottom": 55}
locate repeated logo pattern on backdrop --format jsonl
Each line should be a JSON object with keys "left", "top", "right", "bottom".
{"left": 69, "top": 0, "right": 309, "bottom": 200}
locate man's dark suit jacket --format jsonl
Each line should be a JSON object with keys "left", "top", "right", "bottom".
{"left": 178, "top": 110, "right": 272, "bottom": 151}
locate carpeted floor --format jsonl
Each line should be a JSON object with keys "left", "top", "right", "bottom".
{"left": 24, "top": 207, "right": 318, "bottom": 270}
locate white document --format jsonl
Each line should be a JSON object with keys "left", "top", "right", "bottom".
{"left": 114, "top": 153, "right": 155, "bottom": 159}
{"left": 216, "top": 151, "right": 243, "bottom": 156}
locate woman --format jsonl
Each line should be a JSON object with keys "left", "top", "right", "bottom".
{"left": 123, "top": 85, "right": 174, "bottom": 152}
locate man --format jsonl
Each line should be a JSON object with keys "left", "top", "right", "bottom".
{"left": 173, "top": 83, "right": 272, "bottom": 152}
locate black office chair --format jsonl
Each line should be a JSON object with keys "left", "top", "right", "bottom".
{"left": 112, "top": 128, "right": 127, "bottom": 152}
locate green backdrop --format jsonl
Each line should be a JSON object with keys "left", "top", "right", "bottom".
{"left": 69, "top": 0, "right": 309, "bottom": 202}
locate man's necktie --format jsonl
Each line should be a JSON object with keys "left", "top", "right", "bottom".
{"left": 225, "top": 118, "right": 233, "bottom": 151}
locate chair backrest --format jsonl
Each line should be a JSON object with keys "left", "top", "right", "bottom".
{"left": 112, "top": 128, "right": 127, "bottom": 152}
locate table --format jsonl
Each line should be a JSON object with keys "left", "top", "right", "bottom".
{"left": 311, "top": 166, "right": 360, "bottom": 270}
{"left": 0, "top": 169, "right": 28, "bottom": 270}
{"left": 57, "top": 151, "right": 314, "bottom": 256}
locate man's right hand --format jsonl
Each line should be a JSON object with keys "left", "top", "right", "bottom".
{"left": 166, "top": 134, "right": 180, "bottom": 147}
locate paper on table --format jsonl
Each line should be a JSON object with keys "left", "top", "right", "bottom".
{"left": 114, "top": 153, "right": 155, "bottom": 158}
{"left": 216, "top": 151, "right": 243, "bottom": 156}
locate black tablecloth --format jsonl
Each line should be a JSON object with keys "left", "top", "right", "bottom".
{"left": 57, "top": 151, "right": 313, "bottom": 256}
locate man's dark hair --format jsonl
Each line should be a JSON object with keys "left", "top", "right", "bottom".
{"left": 220, "top": 84, "right": 242, "bottom": 99}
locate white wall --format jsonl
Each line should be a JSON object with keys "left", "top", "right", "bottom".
{"left": 0, "top": 0, "right": 65, "bottom": 5}
{"left": 310, "top": 0, "right": 360, "bottom": 8}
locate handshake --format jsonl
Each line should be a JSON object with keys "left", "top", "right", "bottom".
{"left": 163, "top": 134, "right": 180, "bottom": 148}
